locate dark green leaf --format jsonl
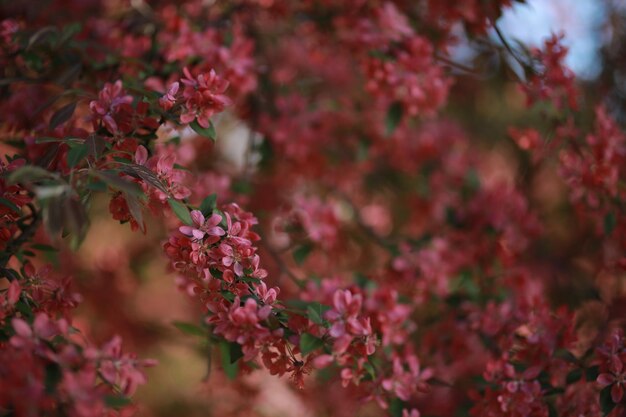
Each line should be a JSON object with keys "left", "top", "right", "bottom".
{"left": 566, "top": 368, "right": 582, "bottom": 384}
{"left": 85, "top": 135, "right": 106, "bottom": 160}
{"left": 104, "top": 395, "right": 133, "bottom": 409}
{"left": 199, "top": 194, "right": 218, "bottom": 217}
{"left": 95, "top": 171, "right": 143, "bottom": 197}
{"left": 125, "top": 193, "right": 145, "bottom": 232}
{"left": 554, "top": 349, "right": 578, "bottom": 364}
{"left": 0, "top": 197, "right": 21, "bottom": 214}
{"left": 604, "top": 212, "right": 616, "bottom": 235}
{"left": 600, "top": 385, "right": 617, "bottom": 416}
{"left": 49, "top": 102, "right": 77, "bottom": 130}
{"left": 27, "top": 26, "right": 58, "bottom": 49}
{"left": 229, "top": 342, "right": 244, "bottom": 364}
{"left": 85, "top": 181, "right": 107, "bottom": 192}
{"left": 307, "top": 302, "right": 330, "bottom": 325}
{"left": 300, "top": 333, "right": 324, "bottom": 355}
{"left": 385, "top": 101, "right": 404, "bottom": 136}
{"left": 9, "top": 165, "right": 55, "bottom": 184}
{"left": 65, "top": 198, "right": 89, "bottom": 250}
{"left": 44, "top": 363, "right": 62, "bottom": 394}
{"left": 168, "top": 198, "right": 192, "bottom": 225}
{"left": 55, "top": 63, "right": 82, "bottom": 87}
{"left": 57, "top": 23, "right": 82, "bottom": 47}
{"left": 119, "top": 163, "right": 168, "bottom": 194}
{"left": 293, "top": 244, "right": 313, "bottom": 266}
{"left": 363, "top": 362, "right": 376, "bottom": 380}
{"left": 1, "top": 268, "right": 21, "bottom": 282}
{"left": 190, "top": 120, "right": 217, "bottom": 141}
{"left": 219, "top": 341, "right": 239, "bottom": 379}
{"left": 389, "top": 398, "right": 406, "bottom": 417}
{"left": 585, "top": 365, "right": 599, "bottom": 381}
{"left": 30, "top": 243, "right": 58, "bottom": 252}
{"left": 67, "top": 143, "right": 88, "bottom": 168}
{"left": 548, "top": 403, "right": 558, "bottom": 417}
{"left": 42, "top": 195, "right": 65, "bottom": 238}
{"left": 428, "top": 377, "right": 453, "bottom": 387}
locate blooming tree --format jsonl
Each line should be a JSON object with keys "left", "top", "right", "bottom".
{"left": 0, "top": 1, "right": 625, "bottom": 416}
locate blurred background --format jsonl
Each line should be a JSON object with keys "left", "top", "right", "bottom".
{"left": 2, "top": 0, "right": 626, "bottom": 416}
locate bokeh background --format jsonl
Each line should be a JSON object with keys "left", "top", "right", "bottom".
{"left": 2, "top": 0, "right": 625, "bottom": 416}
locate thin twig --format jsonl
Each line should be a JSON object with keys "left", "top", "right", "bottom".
{"left": 492, "top": 23, "right": 533, "bottom": 77}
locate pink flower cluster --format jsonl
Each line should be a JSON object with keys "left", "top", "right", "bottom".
{"left": 597, "top": 330, "right": 626, "bottom": 404}
{"left": 160, "top": 68, "right": 231, "bottom": 129}
{"left": 0, "top": 269, "right": 154, "bottom": 417}
{"left": 365, "top": 36, "right": 451, "bottom": 117}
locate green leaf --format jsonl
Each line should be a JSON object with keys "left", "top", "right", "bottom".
{"left": 55, "top": 63, "right": 82, "bottom": 87}
{"left": 49, "top": 102, "right": 77, "bottom": 130}
{"left": 585, "top": 365, "right": 599, "bottom": 381}
{"left": 67, "top": 143, "right": 88, "bottom": 168}
{"left": 548, "top": 403, "right": 558, "bottom": 417}
{"left": 118, "top": 163, "right": 169, "bottom": 194}
{"left": 228, "top": 342, "right": 244, "bottom": 364}
{"left": 554, "top": 348, "right": 578, "bottom": 364}
{"left": 0, "top": 197, "right": 21, "bottom": 214}
{"left": 307, "top": 302, "right": 330, "bottom": 325}
{"left": 300, "top": 333, "right": 324, "bottom": 355}
{"left": 27, "top": 26, "right": 58, "bottom": 49}
{"left": 219, "top": 341, "right": 239, "bottom": 379}
{"left": 385, "top": 101, "right": 404, "bottom": 137}
{"left": 85, "top": 134, "right": 106, "bottom": 160}
{"left": 600, "top": 385, "right": 617, "bottom": 416}
{"left": 199, "top": 194, "right": 218, "bottom": 217}
{"left": 428, "top": 377, "right": 453, "bottom": 387}
{"left": 44, "top": 363, "right": 62, "bottom": 394}
{"left": 604, "top": 212, "right": 616, "bottom": 235}
{"left": 389, "top": 398, "right": 407, "bottom": 417}
{"left": 1, "top": 268, "right": 21, "bottom": 282}
{"left": 64, "top": 198, "right": 89, "bottom": 250}
{"left": 104, "top": 395, "right": 133, "bottom": 409}
{"left": 565, "top": 368, "right": 582, "bottom": 384}
{"left": 173, "top": 321, "right": 206, "bottom": 337}
{"left": 94, "top": 171, "right": 143, "bottom": 197}
{"left": 190, "top": 119, "right": 217, "bottom": 141}
{"left": 9, "top": 165, "right": 56, "bottom": 184}
{"left": 125, "top": 193, "right": 145, "bottom": 232}
{"left": 168, "top": 198, "right": 192, "bottom": 225}
{"left": 363, "top": 362, "right": 376, "bottom": 380}
{"left": 57, "top": 23, "right": 82, "bottom": 47}
{"left": 293, "top": 244, "right": 313, "bottom": 266}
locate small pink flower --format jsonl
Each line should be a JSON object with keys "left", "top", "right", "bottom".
{"left": 159, "top": 81, "right": 180, "bottom": 111}
{"left": 179, "top": 210, "right": 225, "bottom": 242}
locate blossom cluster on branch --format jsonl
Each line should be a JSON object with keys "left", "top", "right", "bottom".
{"left": 0, "top": 0, "right": 625, "bottom": 416}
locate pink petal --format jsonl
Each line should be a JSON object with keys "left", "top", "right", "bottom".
{"left": 135, "top": 145, "right": 148, "bottom": 165}
{"left": 12, "top": 318, "right": 32, "bottom": 338}
{"left": 190, "top": 210, "right": 205, "bottom": 226}
{"left": 207, "top": 213, "right": 222, "bottom": 226}
{"left": 180, "top": 112, "right": 196, "bottom": 124}
{"left": 192, "top": 229, "right": 206, "bottom": 240}
{"left": 313, "top": 354, "right": 334, "bottom": 369}
{"left": 329, "top": 321, "right": 346, "bottom": 338}
{"left": 598, "top": 373, "right": 615, "bottom": 387}
{"left": 207, "top": 226, "right": 225, "bottom": 236}
{"left": 179, "top": 226, "right": 194, "bottom": 236}
{"left": 611, "top": 383, "right": 623, "bottom": 403}
{"left": 34, "top": 313, "right": 56, "bottom": 339}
